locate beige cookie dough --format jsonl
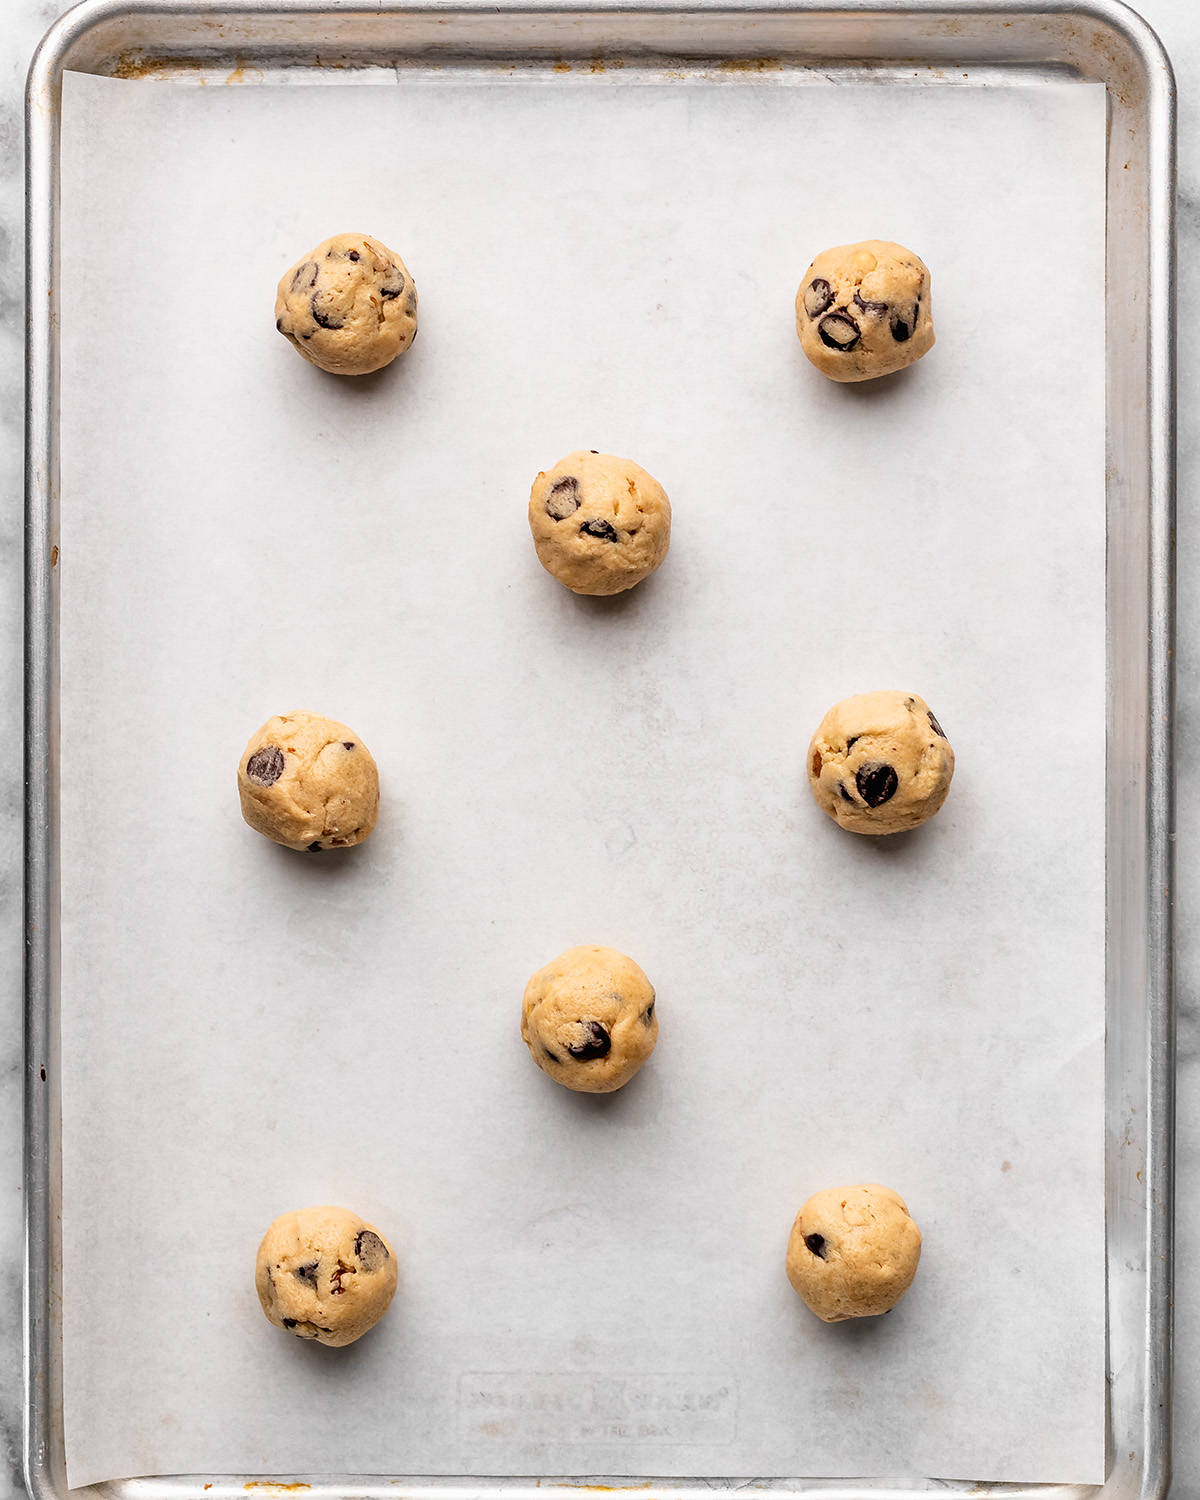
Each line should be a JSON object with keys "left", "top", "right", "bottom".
{"left": 275, "top": 233, "right": 417, "bottom": 375}
{"left": 238, "top": 711, "right": 379, "bottom": 851}
{"left": 786, "top": 1184, "right": 922, "bottom": 1322}
{"left": 795, "top": 241, "right": 934, "bottom": 382}
{"left": 256, "top": 1205, "right": 398, "bottom": 1347}
{"left": 522, "top": 945, "right": 658, "bottom": 1093}
{"left": 807, "top": 691, "right": 953, "bottom": 835}
{"left": 529, "top": 451, "right": 671, "bottom": 596}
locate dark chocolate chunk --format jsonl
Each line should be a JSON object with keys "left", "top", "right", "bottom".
{"left": 837, "top": 782, "right": 854, "bottom": 804}
{"left": 343, "top": 741, "right": 355, "bottom": 750}
{"left": 579, "top": 518, "right": 619, "bottom": 542}
{"left": 545, "top": 476, "right": 581, "bottom": 520}
{"left": 803, "top": 278, "right": 834, "bottom": 318}
{"left": 642, "top": 1000, "right": 656, "bottom": 1026}
{"left": 293, "top": 1261, "right": 319, "bottom": 1289}
{"left": 590, "top": 449, "right": 599, "bottom": 454}
{"left": 568, "top": 1020, "right": 611, "bottom": 1060}
{"left": 307, "top": 841, "right": 323, "bottom": 852}
{"left": 245, "top": 745, "right": 285, "bottom": 786}
{"left": 856, "top": 761, "right": 899, "bottom": 808}
{"left": 817, "top": 311, "right": 860, "bottom": 351}
{"left": 845, "top": 735, "right": 860, "bottom": 751}
{"left": 804, "top": 1232, "right": 827, "bottom": 1259}
{"left": 311, "top": 295, "right": 344, "bottom": 330}
{"left": 380, "top": 267, "right": 406, "bottom": 300}
{"left": 927, "top": 710, "right": 947, "bottom": 739}
{"left": 290, "top": 261, "right": 318, "bottom": 294}
{"left": 348, "top": 250, "right": 360, "bottom": 261}
{"left": 853, "top": 290, "right": 889, "bottom": 316}
{"left": 355, "top": 1229, "right": 389, "bottom": 1271}
{"left": 890, "top": 314, "right": 912, "bottom": 342}
{"left": 282, "top": 1317, "right": 298, "bottom": 1329}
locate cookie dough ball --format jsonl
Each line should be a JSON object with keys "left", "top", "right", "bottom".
{"left": 238, "top": 711, "right": 379, "bottom": 851}
{"left": 807, "top": 691, "right": 953, "bottom": 836}
{"left": 522, "top": 945, "right": 658, "bottom": 1093}
{"left": 795, "top": 241, "right": 933, "bottom": 382}
{"left": 255, "top": 1205, "right": 398, "bottom": 1347}
{"left": 786, "top": 1184, "right": 922, "bottom": 1322}
{"left": 529, "top": 451, "right": 671, "bottom": 596}
{"left": 275, "top": 233, "right": 417, "bottom": 375}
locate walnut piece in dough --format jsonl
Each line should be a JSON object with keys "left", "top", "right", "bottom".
{"left": 275, "top": 233, "right": 417, "bottom": 376}
{"left": 522, "top": 945, "right": 658, "bottom": 1093}
{"left": 238, "top": 710, "right": 379, "bottom": 851}
{"left": 529, "top": 451, "right": 671, "bottom": 596}
{"left": 256, "top": 1205, "right": 398, "bottom": 1347}
{"left": 795, "top": 241, "right": 934, "bottom": 382}
{"left": 785, "top": 1183, "right": 922, "bottom": 1322}
{"left": 807, "top": 690, "right": 953, "bottom": 836}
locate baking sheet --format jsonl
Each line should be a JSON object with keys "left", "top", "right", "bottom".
{"left": 58, "top": 65, "right": 1107, "bottom": 1488}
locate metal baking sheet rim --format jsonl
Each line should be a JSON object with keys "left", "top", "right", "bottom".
{"left": 22, "top": 1, "right": 1177, "bottom": 1497}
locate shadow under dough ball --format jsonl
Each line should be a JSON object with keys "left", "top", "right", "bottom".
{"left": 795, "top": 240, "right": 934, "bottom": 382}
{"left": 238, "top": 710, "right": 380, "bottom": 851}
{"left": 275, "top": 232, "right": 417, "bottom": 375}
{"left": 529, "top": 450, "right": 672, "bottom": 595}
{"left": 256, "top": 1205, "right": 398, "bottom": 1347}
{"left": 522, "top": 945, "right": 658, "bottom": 1092}
{"left": 785, "top": 1183, "right": 922, "bottom": 1322}
{"left": 807, "top": 690, "right": 953, "bottom": 835}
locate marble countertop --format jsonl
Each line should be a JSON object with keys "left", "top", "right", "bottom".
{"left": 1, "top": 0, "right": 1196, "bottom": 1493}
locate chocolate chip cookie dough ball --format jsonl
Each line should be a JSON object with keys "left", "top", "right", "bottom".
{"left": 786, "top": 1184, "right": 922, "bottom": 1322}
{"left": 522, "top": 945, "right": 658, "bottom": 1093}
{"left": 238, "top": 710, "right": 379, "bottom": 851}
{"left": 256, "top": 1205, "right": 398, "bottom": 1347}
{"left": 795, "top": 241, "right": 933, "bottom": 382}
{"left": 529, "top": 451, "right": 671, "bottom": 596}
{"left": 807, "top": 691, "right": 953, "bottom": 835}
{"left": 275, "top": 233, "right": 417, "bottom": 375}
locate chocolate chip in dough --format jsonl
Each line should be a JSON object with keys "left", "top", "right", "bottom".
{"left": 246, "top": 746, "right": 285, "bottom": 786}
{"left": 818, "top": 312, "right": 860, "bottom": 351}
{"left": 856, "top": 762, "right": 899, "bottom": 808}
{"left": 579, "top": 518, "right": 619, "bottom": 542}
{"left": 853, "top": 290, "right": 889, "bottom": 316}
{"left": 803, "top": 278, "right": 834, "bottom": 318}
{"left": 293, "top": 1261, "right": 319, "bottom": 1289}
{"left": 567, "top": 1020, "right": 612, "bottom": 1060}
{"left": 545, "top": 476, "right": 581, "bottom": 520}
{"left": 804, "top": 1233, "right": 827, "bottom": 1259}
{"left": 354, "top": 1229, "right": 389, "bottom": 1271}
{"left": 927, "top": 710, "right": 947, "bottom": 739}
{"left": 311, "top": 296, "right": 344, "bottom": 331}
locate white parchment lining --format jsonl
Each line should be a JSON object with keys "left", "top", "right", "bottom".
{"left": 58, "top": 67, "right": 1107, "bottom": 1488}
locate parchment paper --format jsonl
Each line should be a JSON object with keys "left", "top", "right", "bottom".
{"left": 58, "top": 65, "right": 1107, "bottom": 1488}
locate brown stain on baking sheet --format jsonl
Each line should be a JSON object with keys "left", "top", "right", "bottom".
{"left": 719, "top": 57, "right": 782, "bottom": 71}
{"left": 244, "top": 1487, "right": 312, "bottom": 1494}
